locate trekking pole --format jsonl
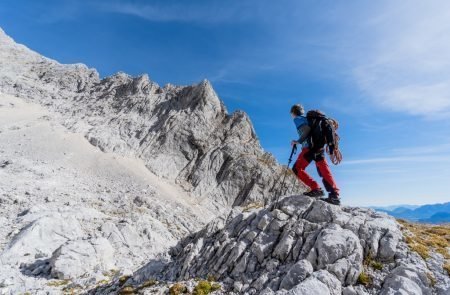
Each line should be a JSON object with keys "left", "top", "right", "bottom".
{"left": 274, "top": 144, "right": 297, "bottom": 209}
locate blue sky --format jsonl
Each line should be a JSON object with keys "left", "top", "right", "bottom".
{"left": 1, "top": 0, "right": 450, "bottom": 206}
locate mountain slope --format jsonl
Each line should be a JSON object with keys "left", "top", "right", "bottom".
{"left": 0, "top": 27, "right": 303, "bottom": 293}
{"left": 0, "top": 27, "right": 303, "bottom": 211}
{"left": 0, "top": 93, "right": 215, "bottom": 292}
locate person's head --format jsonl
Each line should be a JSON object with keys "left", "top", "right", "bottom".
{"left": 290, "top": 104, "right": 304, "bottom": 118}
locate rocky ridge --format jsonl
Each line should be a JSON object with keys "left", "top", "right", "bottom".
{"left": 98, "top": 195, "right": 448, "bottom": 295}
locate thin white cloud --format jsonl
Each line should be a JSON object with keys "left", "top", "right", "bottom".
{"left": 97, "top": 1, "right": 259, "bottom": 23}
{"left": 391, "top": 143, "right": 450, "bottom": 155}
{"left": 95, "top": 0, "right": 450, "bottom": 120}
{"left": 352, "top": 1, "right": 450, "bottom": 118}
{"left": 343, "top": 155, "right": 450, "bottom": 165}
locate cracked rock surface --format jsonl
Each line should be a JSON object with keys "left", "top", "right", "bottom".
{"left": 115, "top": 196, "right": 447, "bottom": 295}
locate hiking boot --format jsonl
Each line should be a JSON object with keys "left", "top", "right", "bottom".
{"left": 303, "top": 189, "right": 325, "bottom": 198}
{"left": 321, "top": 196, "right": 341, "bottom": 206}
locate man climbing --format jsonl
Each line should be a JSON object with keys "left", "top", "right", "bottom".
{"left": 290, "top": 104, "right": 341, "bottom": 205}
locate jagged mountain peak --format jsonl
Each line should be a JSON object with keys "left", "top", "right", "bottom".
{"left": 0, "top": 27, "right": 299, "bottom": 208}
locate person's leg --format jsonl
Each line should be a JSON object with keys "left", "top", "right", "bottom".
{"left": 315, "top": 154, "right": 340, "bottom": 197}
{"left": 292, "top": 148, "right": 321, "bottom": 191}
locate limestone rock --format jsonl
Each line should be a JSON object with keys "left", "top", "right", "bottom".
{"left": 305, "top": 224, "right": 363, "bottom": 285}
{"left": 50, "top": 238, "right": 115, "bottom": 280}
{"left": 283, "top": 276, "right": 331, "bottom": 295}
{"left": 279, "top": 260, "right": 313, "bottom": 290}
{"left": 380, "top": 265, "right": 432, "bottom": 295}
{"left": 0, "top": 214, "right": 83, "bottom": 264}
{"left": 128, "top": 195, "right": 431, "bottom": 295}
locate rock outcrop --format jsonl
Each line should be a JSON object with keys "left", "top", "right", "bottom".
{"left": 115, "top": 196, "right": 448, "bottom": 295}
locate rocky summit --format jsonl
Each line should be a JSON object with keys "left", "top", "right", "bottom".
{"left": 100, "top": 195, "right": 448, "bottom": 295}
{"left": 0, "top": 28, "right": 449, "bottom": 295}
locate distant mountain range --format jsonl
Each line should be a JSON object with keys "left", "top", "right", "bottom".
{"left": 371, "top": 202, "right": 450, "bottom": 224}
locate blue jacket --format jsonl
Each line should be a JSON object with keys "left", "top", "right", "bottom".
{"left": 293, "top": 116, "right": 310, "bottom": 148}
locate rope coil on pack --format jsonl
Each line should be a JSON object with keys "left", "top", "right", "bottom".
{"left": 326, "top": 119, "right": 343, "bottom": 165}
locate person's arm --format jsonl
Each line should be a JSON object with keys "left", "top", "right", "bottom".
{"left": 298, "top": 124, "right": 311, "bottom": 144}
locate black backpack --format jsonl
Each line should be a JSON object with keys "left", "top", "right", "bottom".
{"left": 306, "top": 110, "right": 342, "bottom": 165}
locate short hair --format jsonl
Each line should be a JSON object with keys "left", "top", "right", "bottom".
{"left": 290, "top": 104, "right": 304, "bottom": 116}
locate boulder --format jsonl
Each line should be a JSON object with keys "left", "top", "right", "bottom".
{"left": 306, "top": 224, "right": 363, "bottom": 285}
{"left": 50, "top": 238, "right": 115, "bottom": 280}
{"left": 0, "top": 214, "right": 83, "bottom": 264}
{"left": 279, "top": 260, "right": 313, "bottom": 290}
{"left": 284, "top": 276, "right": 331, "bottom": 295}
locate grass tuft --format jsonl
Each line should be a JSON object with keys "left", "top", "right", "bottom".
{"left": 398, "top": 220, "right": 450, "bottom": 260}
{"left": 119, "top": 275, "right": 132, "bottom": 286}
{"left": 357, "top": 272, "right": 372, "bottom": 287}
{"left": 444, "top": 263, "right": 450, "bottom": 276}
{"left": 242, "top": 201, "right": 264, "bottom": 212}
{"left": 47, "top": 279, "right": 70, "bottom": 287}
{"left": 119, "top": 286, "right": 135, "bottom": 294}
{"left": 140, "top": 279, "right": 157, "bottom": 289}
{"left": 169, "top": 283, "right": 188, "bottom": 295}
{"left": 371, "top": 260, "right": 384, "bottom": 271}
{"left": 363, "top": 255, "right": 384, "bottom": 271}
{"left": 193, "top": 280, "right": 210, "bottom": 295}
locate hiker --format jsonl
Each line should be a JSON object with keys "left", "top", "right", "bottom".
{"left": 290, "top": 104, "right": 341, "bottom": 205}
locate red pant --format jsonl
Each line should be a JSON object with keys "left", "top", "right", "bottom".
{"left": 292, "top": 148, "right": 340, "bottom": 196}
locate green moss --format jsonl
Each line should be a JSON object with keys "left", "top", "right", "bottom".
{"left": 371, "top": 261, "right": 383, "bottom": 270}
{"left": 46, "top": 279, "right": 70, "bottom": 287}
{"left": 62, "top": 286, "right": 83, "bottom": 294}
{"left": 169, "top": 283, "right": 188, "bottom": 295}
{"left": 97, "top": 279, "right": 110, "bottom": 285}
{"left": 211, "top": 283, "right": 221, "bottom": 292}
{"left": 119, "top": 275, "right": 132, "bottom": 286}
{"left": 357, "top": 272, "right": 372, "bottom": 287}
{"left": 193, "top": 280, "right": 214, "bottom": 295}
{"left": 119, "top": 286, "right": 135, "bottom": 294}
{"left": 140, "top": 279, "right": 157, "bottom": 289}
{"left": 363, "top": 255, "right": 384, "bottom": 271}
